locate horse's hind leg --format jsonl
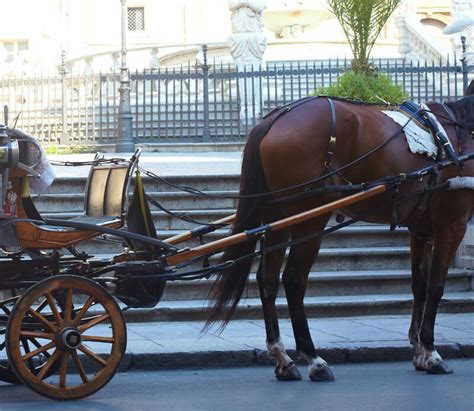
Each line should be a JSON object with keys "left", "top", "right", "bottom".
{"left": 283, "top": 217, "right": 335, "bottom": 382}
{"left": 414, "top": 221, "right": 468, "bottom": 374}
{"left": 257, "top": 230, "right": 302, "bottom": 381}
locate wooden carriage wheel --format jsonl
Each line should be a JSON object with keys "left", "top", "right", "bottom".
{"left": 6, "top": 275, "right": 127, "bottom": 400}
{"left": 0, "top": 296, "right": 21, "bottom": 384}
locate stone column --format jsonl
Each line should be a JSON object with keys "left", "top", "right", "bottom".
{"left": 228, "top": 0, "right": 267, "bottom": 123}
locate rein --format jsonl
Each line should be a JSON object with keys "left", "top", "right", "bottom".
{"left": 141, "top": 97, "right": 424, "bottom": 202}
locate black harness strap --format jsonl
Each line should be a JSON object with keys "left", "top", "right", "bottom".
{"left": 325, "top": 97, "right": 337, "bottom": 168}
{"left": 420, "top": 109, "right": 460, "bottom": 167}
{"left": 323, "top": 98, "right": 352, "bottom": 189}
{"left": 443, "top": 103, "right": 465, "bottom": 155}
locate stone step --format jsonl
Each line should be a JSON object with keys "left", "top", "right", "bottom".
{"left": 72, "top": 245, "right": 411, "bottom": 274}
{"left": 41, "top": 174, "right": 241, "bottom": 195}
{"left": 43, "top": 209, "right": 234, "bottom": 230}
{"left": 157, "top": 225, "right": 409, "bottom": 249}
{"left": 122, "top": 291, "right": 474, "bottom": 322}
{"left": 160, "top": 268, "right": 473, "bottom": 302}
{"left": 34, "top": 190, "right": 239, "bottom": 213}
{"left": 42, "top": 207, "right": 404, "bottom": 232}
{"left": 73, "top": 224, "right": 409, "bottom": 255}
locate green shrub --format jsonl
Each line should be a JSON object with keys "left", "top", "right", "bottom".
{"left": 44, "top": 145, "right": 97, "bottom": 155}
{"left": 315, "top": 71, "right": 408, "bottom": 104}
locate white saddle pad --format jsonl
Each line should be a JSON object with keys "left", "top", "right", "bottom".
{"left": 382, "top": 105, "right": 449, "bottom": 159}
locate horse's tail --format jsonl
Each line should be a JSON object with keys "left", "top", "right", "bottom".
{"left": 205, "top": 118, "right": 273, "bottom": 329}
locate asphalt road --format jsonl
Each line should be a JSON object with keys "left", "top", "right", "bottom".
{"left": 1, "top": 360, "right": 473, "bottom": 411}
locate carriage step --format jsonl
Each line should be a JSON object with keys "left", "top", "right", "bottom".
{"left": 160, "top": 268, "right": 473, "bottom": 301}
{"left": 122, "top": 291, "right": 474, "bottom": 323}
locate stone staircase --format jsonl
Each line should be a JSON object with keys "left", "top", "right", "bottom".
{"left": 34, "top": 169, "right": 474, "bottom": 321}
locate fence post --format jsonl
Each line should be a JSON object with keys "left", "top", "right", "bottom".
{"left": 461, "top": 36, "right": 469, "bottom": 94}
{"left": 201, "top": 44, "right": 211, "bottom": 142}
{"left": 60, "top": 51, "right": 68, "bottom": 145}
{"left": 115, "top": 0, "right": 135, "bottom": 153}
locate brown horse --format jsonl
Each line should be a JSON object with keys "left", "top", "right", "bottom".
{"left": 206, "top": 94, "right": 474, "bottom": 381}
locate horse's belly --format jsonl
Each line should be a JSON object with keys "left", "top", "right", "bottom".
{"left": 338, "top": 193, "right": 425, "bottom": 226}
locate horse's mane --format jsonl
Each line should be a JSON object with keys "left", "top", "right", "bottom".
{"left": 445, "top": 95, "right": 474, "bottom": 131}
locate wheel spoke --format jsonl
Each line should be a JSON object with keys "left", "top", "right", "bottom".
{"left": 27, "top": 307, "right": 58, "bottom": 333}
{"left": 63, "top": 288, "right": 73, "bottom": 323}
{"left": 72, "top": 296, "right": 95, "bottom": 327}
{"left": 78, "top": 313, "right": 110, "bottom": 333}
{"left": 78, "top": 344, "right": 106, "bottom": 367}
{"left": 21, "top": 338, "right": 36, "bottom": 373}
{"left": 81, "top": 335, "right": 115, "bottom": 344}
{"left": 22, "top": 341, "right": 56, "bottom": 361}
{"left": 37, "top": 348, "right": 61, "bottom": 380}
{"left": 0, "top": 301, "right": 12, "bottom": 315}
{"left": 19, "top": 330, "right": 54, "bottom": 340}
{"left": 45, "top": 293, "right": 63, "bottom": 327}
{"left": 71, "top": 351, "right": 89, "bottom": 384}
{"left": 35, "top": 298, "right": 49, "bottom": 314}
{"left": 27, "top": 336, "right": 48, "bottom": 352}
{"left": 59, "top": 352, "right": 69, "bottom": 388}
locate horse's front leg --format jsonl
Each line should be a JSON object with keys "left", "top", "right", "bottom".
{"left": 257, "top": 231, "right": 301, "bottom": 381}
{"left": 283, "top": 219, "right": 335, "bottom": 382}
{"left": 415, "top": 222, "right": 467, "bottom": 374}
{"left": 408, "top": 231, "right": 431, "bottom": 368}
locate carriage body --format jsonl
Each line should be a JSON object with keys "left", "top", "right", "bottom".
{"left": 0, "top": 129, "right": 149, "bottom": 399}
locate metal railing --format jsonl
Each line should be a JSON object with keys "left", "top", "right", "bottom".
{"left": 0, "top": 47, "right": 471, "bottom": 145}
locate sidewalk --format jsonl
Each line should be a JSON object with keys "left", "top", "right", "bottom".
{"left": 118, "top": 313, "right": 474, "bottom": 371}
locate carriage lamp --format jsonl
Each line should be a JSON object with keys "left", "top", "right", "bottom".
{"left": 0, "top": 125, "right": 19, "bottom": 217}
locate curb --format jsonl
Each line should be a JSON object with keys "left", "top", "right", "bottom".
{"left": 121, "top": 298, "right": 474, "bottom": 323}
{"left": 117, "top": 343, "right": 474, "bottom": 372}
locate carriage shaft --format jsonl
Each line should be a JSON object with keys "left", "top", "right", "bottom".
{"left": 164, "top": 214, "right": 235, "bottom": 245}
{"left": 164, "top": 185, "right": 387, "bottom": 266}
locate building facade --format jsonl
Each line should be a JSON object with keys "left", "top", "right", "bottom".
{"left": 0, "top": 0, "right": 471, "bottom": 76}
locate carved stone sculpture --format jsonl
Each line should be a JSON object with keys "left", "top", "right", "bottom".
{"left": 228, "top": 0, "right": 267, "bottom": 122}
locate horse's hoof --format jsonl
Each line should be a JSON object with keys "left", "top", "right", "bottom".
{"left": 309, "top": 364, "right": 335, "bottom": 382}
{"left": 426, "top": 361, "right": 453, "bottom": 375}
{"left": 275, "top": 362, "right": 302, "bottom": 381}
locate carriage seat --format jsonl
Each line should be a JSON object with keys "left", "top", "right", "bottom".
{"left": 14, "top": 150, "right": 141, "bottom": 249}
{"left": 71, "top": 153, "right": 138, "bottom": 226}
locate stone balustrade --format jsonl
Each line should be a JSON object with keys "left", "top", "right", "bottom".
{"left": 398, "top": 15, "right": 453, "bottom": 63}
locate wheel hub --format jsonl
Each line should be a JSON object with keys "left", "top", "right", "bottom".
{"left": 57, "top": 327, "right": 82, "bottom": 351}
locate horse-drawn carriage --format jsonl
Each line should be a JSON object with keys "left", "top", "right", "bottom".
{"left": 1, "top": 93, "right": 473, "bottom": 400}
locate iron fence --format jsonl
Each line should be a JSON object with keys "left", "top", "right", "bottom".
{"left": 0, "top": 47, "right": 471, "bottom": 145}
